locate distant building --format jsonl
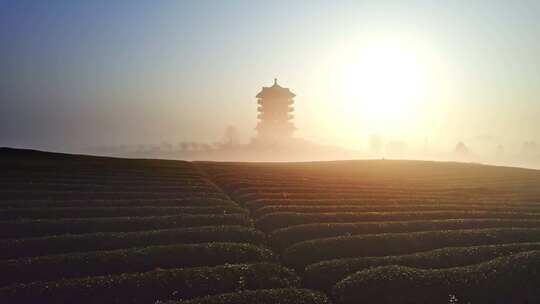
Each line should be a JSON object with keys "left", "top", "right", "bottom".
{"left": 522, "top": 141, "right": 537, "bottom": 155}
{"left": 255, "top": 79, "right": 296, "bottom": 141}
{"left": 455, "top": 141, "right": 470, "bottom": 155}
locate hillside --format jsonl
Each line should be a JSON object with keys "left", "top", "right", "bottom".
{"left": 1, "top": 148, "right": 540, "bottom": 303}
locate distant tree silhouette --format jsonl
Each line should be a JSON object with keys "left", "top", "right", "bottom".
{"left": 161, "top": 141, "right": 173, "bottom": 152}
{"left": 199, "top": 143, "right": 212, "bottom": 152}
{"left": 180, "top": 142, "right": 190, "bottom": 151}
{"left": 455, "top": 141, "right": 470, "bottom": 155}
{"left": 190, "top": 142, "right": 199, "bottom": 151}
{"left": 496, "top": 144, "right": 505, "bottom": 156}
{"left": 224, "top": 125, "right": 239, "bottom": 148}
{"left": 369, "top": 134, "right": 384, "bottom": 155}
{"left": 423, "top": 137, "right": 430, "bottom": 154}
{"left": 522, "top": 141, "right": 537, "bottom": 155}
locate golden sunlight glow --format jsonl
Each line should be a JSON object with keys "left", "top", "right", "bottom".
{"left": 343, "top": 44, "right": 426, "bottom": 117}
{"left": 329, "top": 35, "right": 441, "bottom": 138}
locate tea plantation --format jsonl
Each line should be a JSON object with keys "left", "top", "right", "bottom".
{"left": 2, "top": 148, "right": 540, "bottom": 303}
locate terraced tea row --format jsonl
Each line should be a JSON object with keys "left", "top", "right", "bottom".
{"left": 172, "top": 288, "right": 331, "bottom": 304}
{"left": 245, "top": 198, "right": 540, "bottom": 211}
{"left": 0, "top": 225, "right": 265, "bottom": 259}
{"left": 333, "top": 251, "right": 540, "bottom": 304}
{"left": 0, "top": 198, "right": 235, "bottom": 208}
{"left": 270, "top": 218, "right": 540, "bottom": 250}
{"left": 304, "top": 242, "right": 540, "bottom": 291}
{"left": 252, "top": 203, "right": 540, "bottom": 218}
{"left": 0, "top": 263, "right": 302, "bottom": 304}
{"left": 4, "top": 150, "right": 540, "bottom": 303}
{"left": 283, "top": 228, "right": 540, "bottom": 269}
{"left": 0, "top": 150, "right": 322, "bottom": 304}
{"left": 256, "top": 210, "right": 540, "bottom": 233}
{"left": 200, "top": 161, "right": 540, "bottom": 303}
{"left": 0, "top": 242, "right": 275, "bottom": 286}
{"left": 0, "top": 206, "right": 247, "bottom": 220}
{"left": 0, "top": 213, "right": 251, "bottom": 238}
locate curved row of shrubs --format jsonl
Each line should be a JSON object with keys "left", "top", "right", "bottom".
{"left": 283, "top": 227, "right": 540, "bottom": 269}
{"left": 257, "top": 210, "right": 540, "bottom": 232}
{"left": 244, "top": 198, "right": 539, "bottom": 212}
{"left": 305, "top": 242, "right": 540, "bottom": 291}
{"left": 270, "top": 218, "right": 540, "bottom": 251}
{"left": 235, "top": 192, "right": 473, "bottom": 203}
{"left": 0, "top": 190, "right": 228, "bottom": 200}
{"left": 219, "top": 181, "right": 497, "bottom": 194}
{"left": 0, "top": 262, "right": 299, "bottom": 304}
{"left": 0, "top": 206, "right": 248, "bottom": 220}
{"left": 0, "top": 176, "right": 214, "bottom": 185}
{"left": 332, "top": 250, "right": 540, "bottom": 304}
{"left": 230, "top": 186, "right": 518, "bottom": 201}
{"left": 253, "top": 204, "right": 540, "bottom": 218}
{"left": 0, "top": 225, "right": 265, "bottom": 259}
{"left": 0, "top": 178, "right": 211, "bottom": 187}
{"left": 169, "top": 288, "right": 331, "bottom": 304}
{"left": 1, "top": 183, "right": 219, "bottom": 193}
{"left": 0, "top": 242, "right": 274, "bottom": 286}
{"left": 0, "top": 198, "right": 236, "bottom": 208}
{"left": 0, "top": 214, "right": 251, "bottom": 238}
{"left": 229, "top": 186, "right": 451, "bottom": 197}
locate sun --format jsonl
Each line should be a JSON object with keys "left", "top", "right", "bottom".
{"left": 335, "top": 37, "right": 433, "bottom": 135}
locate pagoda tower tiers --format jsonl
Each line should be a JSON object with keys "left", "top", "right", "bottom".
{"left": 255, "top": 79, "right": 296, "bottom": 140}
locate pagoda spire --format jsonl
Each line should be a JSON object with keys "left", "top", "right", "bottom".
{"left": 255, "top": 79, "right": 296, "bottom": 141}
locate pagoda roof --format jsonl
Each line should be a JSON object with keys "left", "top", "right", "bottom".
{"left": 256, "top": 79, "right": 296, "bottom": 99}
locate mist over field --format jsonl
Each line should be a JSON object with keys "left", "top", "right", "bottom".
{"left": 1, "top": 1, "right": 540, "bottom": 168}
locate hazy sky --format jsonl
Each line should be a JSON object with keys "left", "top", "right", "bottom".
{"left": 1, "top": 0, "right": 540, "bottom": 152}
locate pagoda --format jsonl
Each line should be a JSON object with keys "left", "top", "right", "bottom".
{"left": 255, "top": 79, "right": 296, "bottom": 141}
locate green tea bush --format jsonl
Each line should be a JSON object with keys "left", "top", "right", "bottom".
{"left": 167, "top": 288, "right": 331, "bottom": 304}
{"left": 271, "top": 218, "right": 540, "bottom": 251}
{"left": 0, "top": 214, "right": 251, "bottom": 238}
{"left": 244, "top": 198, "right": 540, "bottom": 212}
{"left": 2, "top": 184, "right": 219, "bottom": 194}
{"left": 283, "top": 228, "right": 540, "bottom": 269}
{"left": 332, "top": 250, "right": 540, "bottom": 304}
{"left": 0, "top": 190, "right": 228, "bottom": 200}
{"left": 256, "top": 211, "right": 540, "bottom": 232}
{"left": 253, "top": 204, "right": 540, "bottom": 218}
{"left": 0, "top": 198, "right": 236, "bottom": 208}
{"left": 0, "top": 263, "right": 299, "bottom": 304}
{"left": 305, "top": 242, "right": 540, "bottom": 291}
{"left": 236, "top": 192, "right": 371, "bottom": 202}
{"left": 0, "top": 206, "right": 248, "bottom": 220}
{"left": 0, "top": 225, "right": 265, "bottom": 259}
{"left": 0, "top": 242, "right": 274, "bottom": 285}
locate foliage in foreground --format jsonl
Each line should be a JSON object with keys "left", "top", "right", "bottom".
{"left": 0, "top": 213, "right": 251, "bottom": 238}
{"left": 0, "top": 263, "right": 299, "bottom": 304}
{"left": 164, "top": 288, "right": 331, "bottom": 304}
{"left": 283, "top": 228, "right": 540, "bottom": 269}
{"left": 0, "top": 205, "right": 247, "bottom": 220}
{"left": 0, "top": 225, "right": 265, "bottom": 259}
{"left": 0, "top": 198, "right": 236, "bottom": 208}
{"left": 304, "top": 242, "right": 540, "bottom": 291}
{"left": 0, "top": 242, "right": 274, "bottom": 286}
{"left": 244, "top": 198, "right": 540, "bottom": 212}
{"left": 252, "top": 203, "right": 540, "bottom": 218}
{"left": 256, "top": 210, "right": 540, "bottom": 232}
{"left": 271, "top": 218, "right": 540, "bottom": 251}
{"left": 332, "top": 250, "right": 540, "bottom": 304}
